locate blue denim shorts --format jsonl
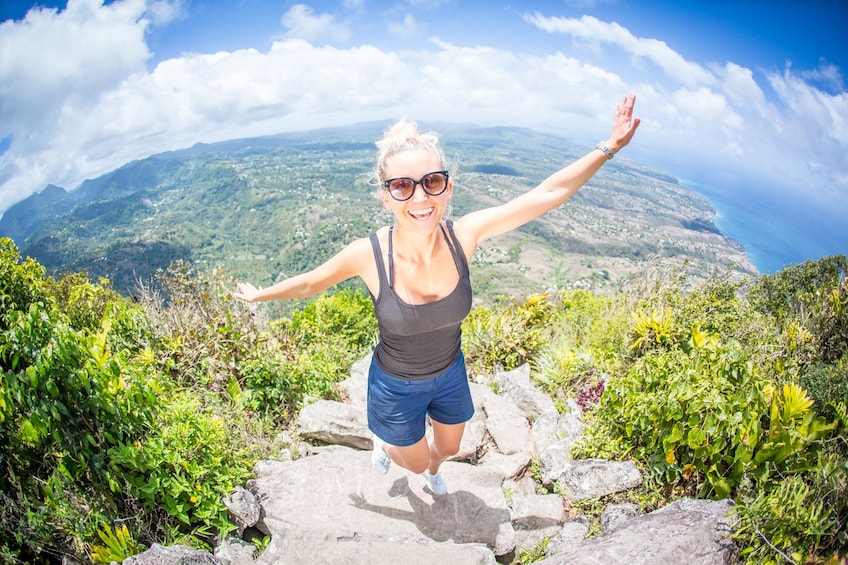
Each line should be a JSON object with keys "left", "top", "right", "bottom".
{"left": 367, "top": 352, "right": 475, "bottom": 447}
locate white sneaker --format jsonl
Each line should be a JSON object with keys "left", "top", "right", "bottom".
{"left": 371, "top": 434, "right": 391, "bottom": 475}
{"left": 422, "top": 470, "right": 447, "bottom": 495}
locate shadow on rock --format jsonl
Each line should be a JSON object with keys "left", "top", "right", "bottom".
{"left": 349, "top": 476, "right": 510, "bottom": 548}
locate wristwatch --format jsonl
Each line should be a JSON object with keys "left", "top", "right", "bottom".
{"left": 595, "top": 141, "right": 614, "bottom": 160}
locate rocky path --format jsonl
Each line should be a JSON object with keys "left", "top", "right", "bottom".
{"left": 127, "top": 355, "right": 738, "bottom": 565}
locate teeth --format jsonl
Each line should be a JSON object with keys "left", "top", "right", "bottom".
{"left": 409, "top": 207, "right": 433, "bottom": 217}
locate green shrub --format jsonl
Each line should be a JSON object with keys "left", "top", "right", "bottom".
{"left": 283, "top": 286, "right": 378, "bottom": 350}
{"left": 238, "top": 288, "right": 377, "bottom": 421}
{"left": 0, "top": 239, "right": 159, "bottom": 561}
{"left": 0, "top": 237, "right": 48, "bottom": 316}
{"left": 575, "top": 327, "right": 835, "bottom": 499}
{"left": 136, "top": 260, "right": 257, "bottom": 391}
{"left": 46, "top": 271, "right": 151, "bottom": 354}
{"left": 533, "top": 290, "right": 627, "bottom": 401}
{"left": 462, "top": 293, "right": 554, "bottom": 375}
{"left": 747, "top": 255, "right": 847, "bottom": 327}
{"left": 107, "top": 394, "right": 255, "bottom": 548}
{"left": 732, "top": 470, "right": 840, "bottom": 564}
{"left": 90, "top": 522, "right": 144, "bottom": 564}
{"left": 797, "top": 357, "right": 848, "bottom": 420}
{"left": 815, "top": 276, "right": 848, "bottom": 363}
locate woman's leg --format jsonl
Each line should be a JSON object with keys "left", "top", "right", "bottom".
{"left": 383, "top": 437, "right": 431, "bottom": 475}
{"left": 378, "top": 420, "right": 465, "bottom": 475}
{"left": 428, "top": 420, "right": 465, "bottom": 474}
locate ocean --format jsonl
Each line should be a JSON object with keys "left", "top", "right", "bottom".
{"left": 683, "top": 179, "right": 847, "bottom": 274}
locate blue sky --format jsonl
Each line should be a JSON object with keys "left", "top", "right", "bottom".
{"left": 1, "top": 0, "right": 846, "bottom": 270}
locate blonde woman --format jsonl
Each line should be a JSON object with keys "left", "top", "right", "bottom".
{"left": 234, "top": 93, "right": 640, "bottom": 495}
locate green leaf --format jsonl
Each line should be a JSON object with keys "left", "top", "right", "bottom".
{"left": 19, "top": 418, "right": 39, "bottom": 444}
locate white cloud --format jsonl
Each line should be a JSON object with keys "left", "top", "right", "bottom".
{"left": 145, "top": 0, "right": 186, "bottom": 26}
{"left": 0, "top": 0, "right": 845, "bottom": 233}
{"left": 765, "top": 66, "right": 848, "bottom": 197}
{"left": 387, "top": 14, "right": 417, "bottom": 38}
{"left": 523, "top": 13, "right": 716, "bottom": 88}
{"left": 281, "top": 4, "right": 351, "bottom": 45}
{"left": 798, "top": 60, "right": 845, "bottom": 93}
{"left": 670, "top": 87, "right": 743, "bottom": 131}
{"left": 0, "top": 0, "right": 150, "bottom": 125}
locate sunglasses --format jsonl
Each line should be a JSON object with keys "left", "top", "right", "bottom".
{"left": 382, "top": 170, "right": 449, "bottom": 201}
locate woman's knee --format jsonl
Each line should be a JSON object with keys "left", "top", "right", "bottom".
{"left": 434, "top": 438, "right": 461, "bottom": 458}
{"left": 390, "top": 442, "right": 430, "bottom": 474}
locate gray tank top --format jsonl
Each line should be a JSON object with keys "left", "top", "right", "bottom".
{"left": 368, "top": 220, "right": 472, "bottom": 380}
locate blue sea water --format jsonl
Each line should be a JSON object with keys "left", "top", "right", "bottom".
{"left": 682, "top": 179, "right": 847, "bottom": 274}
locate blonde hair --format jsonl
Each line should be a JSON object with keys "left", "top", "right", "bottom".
{"left": 371, "top": 119, "right": 449, "bottom": 190}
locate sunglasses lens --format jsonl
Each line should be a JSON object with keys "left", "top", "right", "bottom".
{"left": 422, "top": 172, "right": 447, "bottom": 192}
{"left": 388, "top": 178, "right": 414, "bottom": 199}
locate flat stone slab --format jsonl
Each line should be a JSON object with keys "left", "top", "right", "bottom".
{"left": 255, "top": 532, "right": 496, "bottom": 565}
{"left": 247, "top": 447, "right": 515, "bottom": 558}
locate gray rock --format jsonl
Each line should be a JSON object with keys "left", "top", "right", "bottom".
{"left": 545, "top": 517, "right": 589, "bottom": 557}
{"left": 600, "top": 502, "right": 640, "bottom": 532}
{"left": 222, "top": 486, "right": 261, "bottom": 535}
{"left": 123, "top": 544, "right": 222, "bottom": 565}
{"left": 528, "top": 411, "right": 560, "bottom": 457}
{"left": 495, "top": 364, "right": 558, "bottom": 418}
{"left": 555, "top": 458, "right": 643, "bottom": 501}
{"left": 213, "top": 536, "right": 257, "bottom": 565}
{"left": 479, "top": 450, "right": 531, "bottom": 480}
{"left": 337, "top": 354, "right": 370, "bottom": 405}
{"left": 298, "top": 399, "right": 369, "bottom": 449}
{"left": 482, "top": 391, "right": 530, "bottom": 455}
{"left": 254, "top": 530, "right": 496, "bottom": 565}
{"left": 247, "top": 447, "right": 517, "bottom": 557}
{"left": 510, "top": 492, "right": 565, "bottom": 531}
{"left": 468, "top": 381, "right": 496, "bottom": 423}
{"left": 509, "top": 492, "right": 566, "bottom": 557}
{"left": 538, "top": 438, "right": 574, "bottom": 486}
{"left": 539, "top": 498, "right": 737, "bottom": 565}
{"left": 455, "top": 418, "right": 489, "bottom": 462}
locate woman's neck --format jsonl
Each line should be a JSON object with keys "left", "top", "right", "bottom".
{"left": 393, "top": 222, "right": 443, "bottom": 264}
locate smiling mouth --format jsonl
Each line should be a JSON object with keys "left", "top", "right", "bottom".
{"left": 408, "top": 207, "right": 434, "bottom": 219}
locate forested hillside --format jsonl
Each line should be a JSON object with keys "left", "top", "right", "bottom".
{"left": 0, "top": 123, "right": 755, "bottom": 313}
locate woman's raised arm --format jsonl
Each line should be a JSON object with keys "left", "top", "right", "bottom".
{"left": 456, "top": 93, "right": 640, "bottom": 248}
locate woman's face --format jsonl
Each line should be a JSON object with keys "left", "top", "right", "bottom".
{"left": 381, "top": 149, "right": 452, "bottom": 231}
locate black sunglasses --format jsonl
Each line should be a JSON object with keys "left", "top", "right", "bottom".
{"left": 382, "top": 170, "right": 449, "bottom": 201}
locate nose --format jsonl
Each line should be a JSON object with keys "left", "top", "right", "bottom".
{"left": 410, "top": 181, "right": 430, "bottom": 201}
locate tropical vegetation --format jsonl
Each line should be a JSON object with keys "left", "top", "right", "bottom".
{"left": 1, "top": 236, "right": 845, "bottom": 564}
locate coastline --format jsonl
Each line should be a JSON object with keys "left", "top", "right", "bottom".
{"left": 679, "top": 177, "right": 846, "bottom": 275}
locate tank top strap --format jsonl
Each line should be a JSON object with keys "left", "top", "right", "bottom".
{"left": 368, "top": 232, "right": 390, "bottom": 293}
{"left": 387, "top": 226, "right": 395, "bottom": 289}
{"left": 441, "top": 219, "right": 469, "bottom": 275}
{"left": 439, "top": 221, "right": 458, "bottom": 265}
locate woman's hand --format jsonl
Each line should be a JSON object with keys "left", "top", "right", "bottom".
{"left": 233, "top": 282, "right": 261, "bottom": 303}
{"left": 608, "top": 93, "right": 641, "bottom": 153}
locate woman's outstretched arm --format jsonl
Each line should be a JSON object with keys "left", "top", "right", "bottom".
{"left": 456, "top": 93, "right": 640, "bottom": 248}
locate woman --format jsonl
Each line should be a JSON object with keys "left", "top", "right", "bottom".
{"left": 234, "top": 93, "right": 640, "bottom": 496}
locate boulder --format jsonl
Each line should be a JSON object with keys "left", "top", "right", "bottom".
{"left": 541, "top": 498, "right": 737, "bottom": 565}
{"left": 554, "top": 459, "right": 643, "bottom": 501}
{"left": 298, "top": 399, "right": 369, "bottom": 449}
{"left": 123, "top": 544, "right": 222, "bottom": 565}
